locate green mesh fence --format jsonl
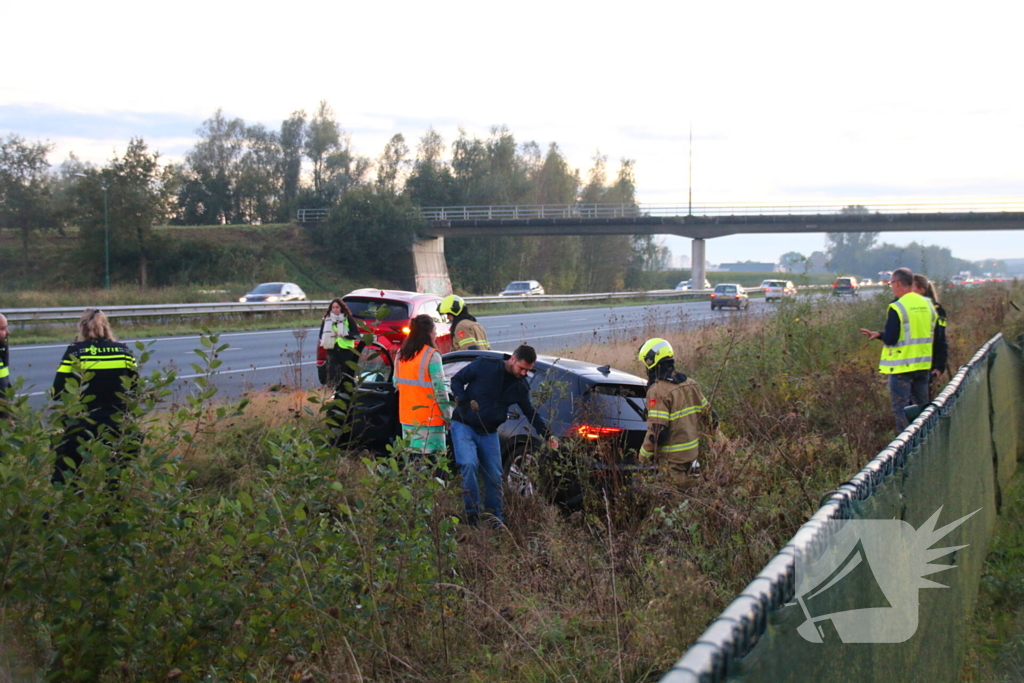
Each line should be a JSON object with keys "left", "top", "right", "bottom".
{"left": 663, "top": 333, "right": 1023, "bottom": 683}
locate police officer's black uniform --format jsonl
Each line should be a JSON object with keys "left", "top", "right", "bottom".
{"left": 52, "top": 338, "right": 138, "bottom": 484}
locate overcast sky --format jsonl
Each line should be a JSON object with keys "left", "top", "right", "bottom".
{"left": 3, "top": 0, "right": 1021, "bottom": 265}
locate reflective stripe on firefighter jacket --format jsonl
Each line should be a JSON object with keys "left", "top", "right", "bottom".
{"left": 879, "top": 291, "right": 937, "bottom": 374}
{"left": 640, "top": 376, "right": 709, "bottom": 460}
{"left": 453, "top": 319, "right": 490, "bottom": 350}
{"left": 333, "top": 319, "right": 357, "bottom": 351}
{"left": 395, "top": 347, "right": 445, "bottom": 427}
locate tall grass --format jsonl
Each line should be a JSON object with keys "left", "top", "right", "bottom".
{"left": 0, "top": 284, "right": 1019, "bottom": 681}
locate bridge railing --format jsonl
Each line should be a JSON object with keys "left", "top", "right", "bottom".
{"left": 418, "top": 199, "right": 1024, "bottom": 221}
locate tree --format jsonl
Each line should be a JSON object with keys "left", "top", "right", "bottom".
{"left": 79, "top": 138, "right": 170, "bottom": 288}
{"left": 178, "top": 109, "right": 247, "bottom": 224}
{"left": 779, "top": 251, "right": 807, "bottom": 272}
{"left": 825, "top": 231, "right": 878, "bottom": 274}
{"left": 376, "top": 133, "right": 409, "bottom": 195}
{"left": 236, "top": 124, "right": 282, "bottom": 224}
{"left": 278, "top": 110, "right": 306, "bottom": 219}
{"left": 0, "top": 134, "right": 56, "bottom": 258}
{"left": 305, "top": 100, "right": 340, "bottom": 197}
{"left": 406, "top": 128, "right": 456, "bottom": 207}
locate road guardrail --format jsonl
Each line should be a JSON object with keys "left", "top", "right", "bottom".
{"left": 2, "top": 284, "right": 881, "bottom": 323}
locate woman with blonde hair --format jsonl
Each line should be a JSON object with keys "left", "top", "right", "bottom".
{"left": 912, "top": 274, "right": 948, "bottom": 384}
{"left": 393, "top": 314, "right": 452, "bottom": 455}
{"left": 51, "top": 309, "right": 139, "bottom": 484}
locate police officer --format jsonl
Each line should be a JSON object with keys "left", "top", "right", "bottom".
{"left": 637, "top": 338, "right": 715, "bottom": 486}
{"left": 52, "top": 309, "right": 139, "bottom": 485}
{"left": 439, "top": 295, "right": 490, "bottom": 351}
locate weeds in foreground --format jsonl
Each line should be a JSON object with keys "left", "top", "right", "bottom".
{"left": 1, "top": 285, "right": 1020, "bottom": 681}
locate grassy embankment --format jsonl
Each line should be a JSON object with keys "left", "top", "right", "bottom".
{"left": 1, "top": 263, "right": 1018, "bottom": 679}
{"left": 1, "top": 225, "right": 840, "bottom": 343}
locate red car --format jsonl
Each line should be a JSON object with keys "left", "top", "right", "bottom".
{"left": 317, "top": 289, "right": 452, "bottom": 384}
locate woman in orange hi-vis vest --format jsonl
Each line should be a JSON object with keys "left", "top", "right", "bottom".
{"left": 394, "top": 314, "right": 453, "bottom": 454}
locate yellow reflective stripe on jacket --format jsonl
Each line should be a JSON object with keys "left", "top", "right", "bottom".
{"left": 648, "top": 409, "right": 670, "bottom": 420}
{"left": 660, "top": 438, "right": 700, "bottom": 453}
{"left": 57, "top": 355, "right": 136, "bottom": 374}
{"left": 0, "top": 365, "right": 8, "bottom": 379}
{"left": 879, "top": 292, "right": 936, "bottom": 374}
{"left": 456, "top": 337, "right": 483, "bottom": 348}
{"left": 640, "top": 446, "right": 654, "bottom": 458}
{"left": 667, "top": 404, "right": 706, "bottom": 420}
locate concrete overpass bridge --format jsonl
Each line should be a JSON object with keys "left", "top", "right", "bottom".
{"left": 301, "top": 200, "right": 1024, "bottom": 294}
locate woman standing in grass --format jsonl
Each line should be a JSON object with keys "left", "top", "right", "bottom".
{"left": 913, "top": 274, "right": 948, "bottom": 392}
{"left": 394, "top": 314, "right": 452, "bottom": 455}
{"left": 320, "top": 298, "right": 361, "bottom": 392}
{"left": 51, "top": 308, "right": 139, "bottom": 485}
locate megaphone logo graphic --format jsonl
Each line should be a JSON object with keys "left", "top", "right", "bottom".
{"left": 791, "top": 507, "right": 980, "bottom": 644}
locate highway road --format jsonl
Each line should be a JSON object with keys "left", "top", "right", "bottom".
{"left": 10, "top": 298, "right": 772, "bottom": 409}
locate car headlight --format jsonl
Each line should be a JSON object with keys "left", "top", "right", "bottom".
{"left": 266, "top": 295, "right": 279, "bottom": 302}
{"left": 238, "top": 297, "right": 246, "bottom": 302}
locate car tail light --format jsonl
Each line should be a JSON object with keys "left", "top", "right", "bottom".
{"left": 574, "top": 424, "right": 624, "bottom": 439}
{"left": 710, "top": 293, "right": 717, "bottom": 298}
{"left": 734, "top": 294, "right": 741, "bottom": 299}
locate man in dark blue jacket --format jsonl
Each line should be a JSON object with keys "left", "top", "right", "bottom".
{"left": 450, "top": 344, "right": 559, "bottom": 527}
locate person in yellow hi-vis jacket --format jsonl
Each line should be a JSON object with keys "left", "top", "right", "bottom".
{"left": 637, "top": 338, "right": 716, "bottom": 487}
{"left": 859, "top": 267, "right": 937, "bottom": 433}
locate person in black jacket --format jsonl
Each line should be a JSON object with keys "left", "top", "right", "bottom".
{"left": 0, "top": 313, "right": 11, "bottom": 424}
{"left": 912, "top": 274, "right": 948, "bottom": 394}
{"left": 449, "top": 345, "right": 559, "bottom": 526}
{"left": 51, "top": 309, "right": 139, "bottom": 485}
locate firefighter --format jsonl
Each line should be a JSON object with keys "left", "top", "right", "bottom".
{"left": 637, "top": 338, "right": 716, "bottom": 486}
{"left": 439, "top": 295, "right": 491, "bottom": 351}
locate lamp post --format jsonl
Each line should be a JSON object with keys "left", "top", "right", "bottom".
{"left": 74, "top": 173, "right": 110, "bottom": 290}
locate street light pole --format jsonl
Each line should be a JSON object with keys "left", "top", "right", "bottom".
{"left": 73, "top": 173, "right": 110, "bottom": 290}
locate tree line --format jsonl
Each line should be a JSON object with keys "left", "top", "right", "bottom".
{"left": 0, "top": 103, "right": 669, "bottom": 293}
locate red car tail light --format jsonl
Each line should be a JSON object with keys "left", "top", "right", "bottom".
{"left": 734, "top": 294, "right": 741, "bottom": 299}
{"left": 574, "top": 424, "right": 624, "bottom": 439}
{"left": 710, "top": 293, "right": 717, "bottom": 298}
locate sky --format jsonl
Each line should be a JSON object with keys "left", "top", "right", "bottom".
{"left": 2, "top": 0, "right": 1022, "bottom": 267}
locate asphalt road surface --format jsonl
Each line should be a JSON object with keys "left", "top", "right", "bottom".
{"left": 11, "top": 298, "right": 772, "bottom": 409}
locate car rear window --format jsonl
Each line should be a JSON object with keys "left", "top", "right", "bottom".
{"left": 716, "top": 285, "right": 737, "bottom": 293}
{"left": 766, "top": 281, "right": 785, "bottom": 287}
{"left": 345, "top": 298, "right": 410, "bottom": 321}
{"left": 836, "top": 279, "right": 854, "bottom": 286}
{"left": 584, "top": 383, "right": 648, "bottom": 421}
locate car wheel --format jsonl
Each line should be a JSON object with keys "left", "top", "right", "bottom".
{"left": 503, "top": 439, "right": 537, "bottom": 499}
{"left": 710, "top": 303, "right": 717, "bottom": 310}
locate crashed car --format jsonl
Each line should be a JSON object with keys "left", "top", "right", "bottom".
{"left": 329, "top": 345, "right": 654, "bottom": 509}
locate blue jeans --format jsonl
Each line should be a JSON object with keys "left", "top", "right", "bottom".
{"left": 888, "top": 370, "right": 930, "bottom": 433}
{"left": 451, "top": 420, "right": 503, "bottom": 522}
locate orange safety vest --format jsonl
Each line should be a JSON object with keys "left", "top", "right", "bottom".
{"left": 395, "top": 346, "right": 445, "bottom": 427}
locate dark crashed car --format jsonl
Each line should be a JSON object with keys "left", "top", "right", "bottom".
{"left": 329, "top": 346, "right": 654, "bottom": 509}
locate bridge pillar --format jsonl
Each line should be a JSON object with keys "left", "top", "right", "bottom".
{"left": 691, "top": 238, "right": 707, "bottom": 290}
{"left": 412, "top": 236, "right": 453, "bottom": 296}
